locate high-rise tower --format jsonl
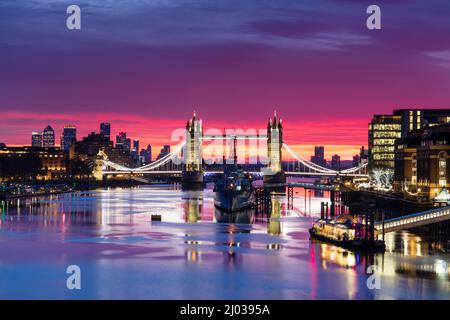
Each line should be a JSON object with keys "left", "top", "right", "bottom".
{"left": 42, "top": 125, "right": 55, "bottom": 147}
{"left": 100, "top": 122, "right": 111, "bottom": 139}
{"left": 61, "top": 125, "right": 76, "bottom": 151}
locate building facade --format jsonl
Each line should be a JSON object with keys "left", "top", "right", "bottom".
{"left": 0, "top": 146, "right": 68, "bottom": 181}
{"left": 311, "top": 146, "right": 327, "bottom": 167}
{"left": 116, "top": 132, "right": 131, "bottom": 151}
{"left": 394, "top": 109, "right": 450, "bottom": 138}
{"left": 370, "top": 109, "right": 450, "bottom": 170}
{"left": 140, "top": 144, "right": 152, "bottom": 164}
{"left": 416, "top": 125, "right": 450, "bottom": 202}
{"left": 61, "top": 125, "right": 77, "bottom": 151}
{"left": 331, "top": 154, "right": 341, "bottom": 170}
{"left": 31, "top": 132, "right": 43, "bottom": 147}
{"left": 393, "top": 131, "right": 422, "bottom": 193}
{"left": 100, "top": 122, "right": 111, "bottom": 139}
{"left": 42, "top": 125, "right": 55, "bottom": 147}
{"left": 156, "top": 145, "right": 171, "bottom": 160}
{"left": 368, "top": 114, "right": 402, "bottom": 170}
{"left": 394, "top": 123, "right": 450, "bottom": 202}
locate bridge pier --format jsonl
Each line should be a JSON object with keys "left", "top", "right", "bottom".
{"left": 181, "top": 171, "right": 204, "bottom": 190}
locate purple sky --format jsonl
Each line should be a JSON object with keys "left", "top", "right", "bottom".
{"left": 1, "top": 0, "right": 450, "bottom": 158}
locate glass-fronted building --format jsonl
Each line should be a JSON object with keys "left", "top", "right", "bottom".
{"left": 368, "top": 115, "right": 402, "bottom": 170}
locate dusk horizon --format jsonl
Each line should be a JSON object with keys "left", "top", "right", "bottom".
{"left": 2, "top": 0, "right": 450, "bottom": 159}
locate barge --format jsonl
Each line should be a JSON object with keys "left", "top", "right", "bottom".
{"left": 309, "top": 214, "right": 385, "bottom": 251}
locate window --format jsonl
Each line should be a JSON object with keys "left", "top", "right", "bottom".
{"left": 439, "top": 153, "right": 447, "bottom": 187}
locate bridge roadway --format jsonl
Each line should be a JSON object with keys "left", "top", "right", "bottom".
{"left": 103, "top": 170, "right": 367, "bottom": 178}
{"left": 375, "top": 205, "right": 450, "bottom": 233}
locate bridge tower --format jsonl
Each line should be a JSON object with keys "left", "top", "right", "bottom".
{"left": 182, "top": 111, "right": 204, "bottom": 189}
{"left": 93, "top": 150, "right": 106, "bottom": 181}
{"left": 264, "top": 112, "right": 286, "bottom": 186}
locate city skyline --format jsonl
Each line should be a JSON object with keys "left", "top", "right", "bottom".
{"left": 6, "top": 116, "right": 365, "bottom": 160}
{"left": 2, "top": 1, "right": 450, "bottom": 159}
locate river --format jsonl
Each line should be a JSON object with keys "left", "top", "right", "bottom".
{"left": 0, "top": 185, "right": 449, "bottom": 299}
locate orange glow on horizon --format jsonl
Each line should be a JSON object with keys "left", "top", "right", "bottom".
{"left": 0, "top": 111, "right": 367, "bottom": 160}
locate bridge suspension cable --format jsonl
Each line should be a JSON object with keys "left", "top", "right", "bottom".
{"left": 103, "top": 141, "right": 185, "bottom": 173}
{"left": 282, "top": 143, "right": 367, "bottom": 175}
{"left": 282, "top": 144, "right": 336, "bottom": 173}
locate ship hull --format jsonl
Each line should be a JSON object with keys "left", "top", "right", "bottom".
{"left": 214, "top": 189, "right": 255, "bottom": 213}
{"left": 215, "top": 208, "right": 254, "bottom": 224}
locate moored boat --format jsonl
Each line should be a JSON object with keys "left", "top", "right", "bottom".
{"left": 213, "top": 166, "right": 256, "bottom": 213}
{"left": 309, "top": 214, "right": 385, "bottom": 251}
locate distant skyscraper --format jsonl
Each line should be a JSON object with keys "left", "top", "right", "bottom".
{"left": 100, "top": 122, "right": 111, "bottom": 139}
{"left": 116, "top": 132, "right": 131, "bottom": 151}
{"left": 42, "top": 125, "right": 55, "bottom": 147}
{"left": 331, "top": 154, "right": 341, "bottom": 170}
{"left": 156, "top": 145, "right": 170, "bottom": 160}
{"left": 140, "top": 144, "right": 152, "bottom": 164}
{"left": 311, "top": 146, "right": 327, "bottom": 167}
{"left": 31, "top": 132, "right": 43, "bottom": 147}
{"left": 133, "top": 140, "right": 139, "bottom": 152}
{"left": 61, "top": 125, "right": 77, "bottom": 151}
{"left": 130, "top": 140, "right": 140, "bottom": 162}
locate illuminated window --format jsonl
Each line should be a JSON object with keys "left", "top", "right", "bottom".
{"left": 439, "top": 153, "right": 447, "bottom": 187}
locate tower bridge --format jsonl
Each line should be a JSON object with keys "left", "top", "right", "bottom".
{"left": 96, "top": 112, "right": 368, "bottom": 186}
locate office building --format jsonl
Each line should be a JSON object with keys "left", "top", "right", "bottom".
{"left": 156, "top": 145, "right": 170, "bottom": 160}
{"left": 368, "top": 114, "right": 402, "bottom": 170}
{"left": 31, "top": 132, "right": 43, "bottom": 148}
{"left": 100, "top": 122, "right": 111, "bottom": 139}
{"left": 393, "top": 109, "right": 450, "bottom": 138}
{"left": 331, "top": 154, "right": 341, "bottom": 171}
{"left": 75, "top": 132, "right": 113, "bottom": 158}
{"left": 369, "top": 109, "right": 450, "bottom": 170}
{"left": 60, "top": 125, "right": 77, "bottom": 151}
{"left": 394, "top": 123, "right": 450, "bottom": 202}
{"left": 130, "top": 140, "right": 140, "bottom": 162}
{"left": 310, "top": 146, "right": 327, "bottom": 167}
{"left": 42, "top": 125, "right": 55, "bottom": 147}
{"left": 140, "top": 145, "right": 152, "bottom": 164}
{"left": 116, "top": 132, "right": 131, "bottom": 151}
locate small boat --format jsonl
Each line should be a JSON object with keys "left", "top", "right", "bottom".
{"left": 309, "top": 214, "right": 385, "bottom": 251}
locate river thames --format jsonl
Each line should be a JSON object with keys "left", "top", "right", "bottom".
{"left": 0, "top": 185, "right": 449, "bottom": 299}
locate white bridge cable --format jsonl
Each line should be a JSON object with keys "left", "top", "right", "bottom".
{"left": 339, "top": 162, "right": 368, "bottom": 173}
{"left": 103, "top": 142, "right": 185, "bottom": 172}
{"left": 282, "top": 143, "right": 367, "bottom": 174}
{"left": 282, "top": 144, "right": 336, "bottom": 173}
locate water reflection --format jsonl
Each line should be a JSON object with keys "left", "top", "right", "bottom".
{"left": 183, "top": 191, "right": 203, "bottom": 223}
{"left": 268, "top": 197, "right": 282, "bottom": 235}
{"left": 0, "top": 185, "right": 449, "bottom": 299}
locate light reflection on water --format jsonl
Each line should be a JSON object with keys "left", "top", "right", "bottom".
{"left": 0, "top": 185, "right": 449, "bottom": 299}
